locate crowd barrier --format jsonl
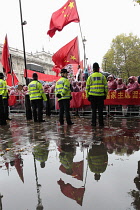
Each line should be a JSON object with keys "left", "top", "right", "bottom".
{"left": 8, "top": 90, "right": 140, "bottom": 116}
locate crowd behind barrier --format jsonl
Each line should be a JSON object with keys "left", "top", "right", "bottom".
{"left": 6, "top": 75, "right": 140, "bottom": 116}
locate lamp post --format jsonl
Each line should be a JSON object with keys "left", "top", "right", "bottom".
{"left": 82, "top": 36, "right": 87, "bottom": 71}
{"left": 19, "top": 0, "right": 28, "bottom": 85}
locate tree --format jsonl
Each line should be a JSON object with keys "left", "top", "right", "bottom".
{"left": 101, "top": 33, "right": 140, "bottom": 80}
{"left": 134, "top": 0, "right": 140, "bottom": 5}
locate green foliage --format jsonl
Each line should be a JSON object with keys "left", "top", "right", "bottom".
{"left": 134, "top": 0, "right": 140, "bottom": 4}
{"left": 101, "top": 33, "right": 140, "bottom": 80}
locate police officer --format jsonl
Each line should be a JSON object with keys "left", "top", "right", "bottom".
{"left": 28, "top": 73, "right": 47, "bottom": 122}
{"left": 86, "top": 63, "right": 108, "bottom": 127}
{"left": 55, "top": 68, "right": 74, "bottom": 125}
{"left": 0, "top": 72, "right": 11, "bottom": 120}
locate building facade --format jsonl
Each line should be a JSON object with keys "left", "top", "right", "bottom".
{"left": 0, "top": 44, "right": 55, "bottom": 85}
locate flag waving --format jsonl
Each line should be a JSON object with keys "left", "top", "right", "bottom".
{"left": 52, "top": 36, "right": 80, "bottom": 68}
{"left": 47, "top": 0, "right": 80, "bottom": 38}
{"left": 58, "top": 179, "right": 85, "bottom": 206}
{"left": 1, "top": 35, "right": 11, "bottom": 74}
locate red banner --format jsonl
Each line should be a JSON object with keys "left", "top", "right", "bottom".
{"left": 56, "top": 90, "right": 140, "bottom": 109}
{"left": 104, "top": 90, "right": 140, "bottom": 105}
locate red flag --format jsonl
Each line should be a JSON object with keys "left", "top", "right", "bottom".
{"left": 60, "top": 160, "right": 84, "bottom": 181}
{"left": 14, "top": 155, "right": 24, "bottom": 183}
{"left": 47, "top": 0, "right": 80, "bottom": 38}
{"left": 52, "top": 37, "right": 80, "bottom": 68}
{"left": 52, "top": 65, "right": 61, "bottom": 77}
{"left": 6, "top": 72, "right": 19, "bottom": 86}
{"left": 58, "top": 179, "right": 85, "bottom": 206}
{"left": 1, "top": 35, "right": 11, "bottom": 74}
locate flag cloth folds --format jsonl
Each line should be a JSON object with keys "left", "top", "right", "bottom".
{"left": 52, "top": 36, "right": 80, "bottom": 68}
{"left": 60, "top": 160, "right": 84, "bottom": 181}
{"left": 58, "top": 178, "right": 85, "bottom": 206}
{"left": 1, "top": 35, "right": 11, "bottom": 74}
{"left": 47, "top": 0, "right": 80, "bottom": 38}
{"left": 52, "top": 65, "right": 61, "bottom": 77}
{"left": 6, "top": 73, "right": 19, "bottom": 87}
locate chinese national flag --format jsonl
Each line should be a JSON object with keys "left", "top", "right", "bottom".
{"left": 52, "top": 65, "right": 61, "bottom": 77}
{"left": 60, "top": 160, "right": 84, "bottom": 181}
{"left": 1, "top": 35, "right": 11, "bottom": 74}
{"left": 6, "top": 72, "right": 19, "bottom": 87}
{"left": 58, "top": 179, "right": 85, "bottom": 206}
{"left": 15, "top": 155, "right": 24, "bottom": 183}
{"left": 47, "top": 0, "right": 80, "bottom": 38}
{"left": 52, "top": 36, "right": 80, "bottom": 68}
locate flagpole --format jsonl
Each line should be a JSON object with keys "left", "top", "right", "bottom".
{"left": 9, "top": 54, "right": 15, "bottom": 86}
{"left": 78, "top": 23, "right": 87, "bottom": 71}
{"left": 19, "top": 0, "right": 28, "bottom": 85}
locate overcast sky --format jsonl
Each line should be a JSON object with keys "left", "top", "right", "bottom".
{"left": 0, "top": 0, "right": 140, "bottom": 67}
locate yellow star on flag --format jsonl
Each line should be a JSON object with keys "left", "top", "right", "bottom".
{"left": 70, "top": 55, "right": 76, "bottom": 60}
{"left": 68, "top": 2, "right": 74, "bottom": 9}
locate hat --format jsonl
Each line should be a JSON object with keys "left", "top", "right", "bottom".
{"left": 0, "top": 72, "right": 4, "bottom": 77}
{"left": 93, "top": 62, "right": 99, "bottom": 70}
{"left": 32, "top": 73, "right": 38, "bottom": 79}
{"left": 60, "top": 69, "right": 69, "bottom": 74}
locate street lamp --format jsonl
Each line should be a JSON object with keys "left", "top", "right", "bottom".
{"left": 19, "top": 0, "right": 28, "bottom": 85}
{"left": 82, "top": 36, "right": 87, "bottom": 71}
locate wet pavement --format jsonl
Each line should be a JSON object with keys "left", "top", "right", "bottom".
{"left": 0, "top": 113, "right": 140, "bottom": 210}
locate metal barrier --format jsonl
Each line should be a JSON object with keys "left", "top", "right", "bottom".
{"left": 9, "top": 94, "right": 140, "bottom": 117}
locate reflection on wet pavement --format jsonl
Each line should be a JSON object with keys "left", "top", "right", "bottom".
{"left": 0, "top": 114, "right": 140, "bottom": 210}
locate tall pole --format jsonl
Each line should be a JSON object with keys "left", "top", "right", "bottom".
{"left": 19, "top": 0, "right": 28, "bottom": 85}
{"left": 83, "top": 36, "right": 87, "bottom": 71}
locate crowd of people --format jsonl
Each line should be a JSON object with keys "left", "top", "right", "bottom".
{"left": 1, "top": 63, "right": 140, "bottom": 126}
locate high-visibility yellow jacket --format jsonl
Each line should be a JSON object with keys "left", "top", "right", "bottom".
{"left": 0, "top": 79, "right": 8, "bottom": 99}
{"left": 55, "top": 77, "right": 71, "bottom": 101}
{"left": 28, "top": 80, "right": 47, "bottom": 101}
{"left": 86, "top": 72, "right": 108, "bottom": 98}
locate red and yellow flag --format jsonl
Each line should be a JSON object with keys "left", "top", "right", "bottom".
{"left": 1, "top": 35, "right": 11, "bottom": 74}
{"left": 47, "top": 0, "right": 80, "bottom": 38}
{"left": 52, "top": 36, "right": 80, "bottom": 68}
{"left": 58, "top": 179, "right": 85, "bottom": 206}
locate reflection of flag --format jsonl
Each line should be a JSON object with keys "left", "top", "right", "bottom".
{"left": 58, "top": 179, "right": 85, "bottom": 206}
{"left": 1, "top": 35, "right": 11, "bottom": 74}
{"left": 47, "top": 0, "right": 80, "bottom": 37}
{"left": 14, "top": 155, "right": 24, "bottom": 183}
{"left": 5, "top": 162, "right": 9, "bottom": 175}
{"left": 60, "top": 160, "right": 84, "bottom": 181}
{"left": 52, "top": 37, "right": 80, "bottom": 68}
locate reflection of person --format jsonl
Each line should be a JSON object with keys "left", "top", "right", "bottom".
{"left": 134, "top": 160, "right": 140, "bottom": 190}
{"left": 59, "top": 142, "right": 76, "bottom": 175}
{"left": 55, "top": 69, "right": 74, "bottom": 125}
{"left": 86, "top": 62, "right": 108, "bottom": 126}
{"left": 0, "top": 72, "right": 11, "bottom": 120}
{"left": 33, "top": 142, "right": 49, "bottom": 168}
{"left": 28, "top": 73, "right": 47, "bottom": 122}
{"left": 88, "top": 141, "right": 108, "bottom": 181}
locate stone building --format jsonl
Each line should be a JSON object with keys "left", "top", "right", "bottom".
{"left": 0, "top": 44, "right": 55, "bottom": 85}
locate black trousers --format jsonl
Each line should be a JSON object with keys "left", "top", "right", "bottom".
{"left": 90, "top": 96, "right": 104, "bottom": 125}
{"left": 31, "top": 99, "right": 43, "bottom": 122}
{"left": 3, "top": 99, "right": 9, "bottom": 120}
{"left": 58, "top": 99, "right": 72, "bottom": 124}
